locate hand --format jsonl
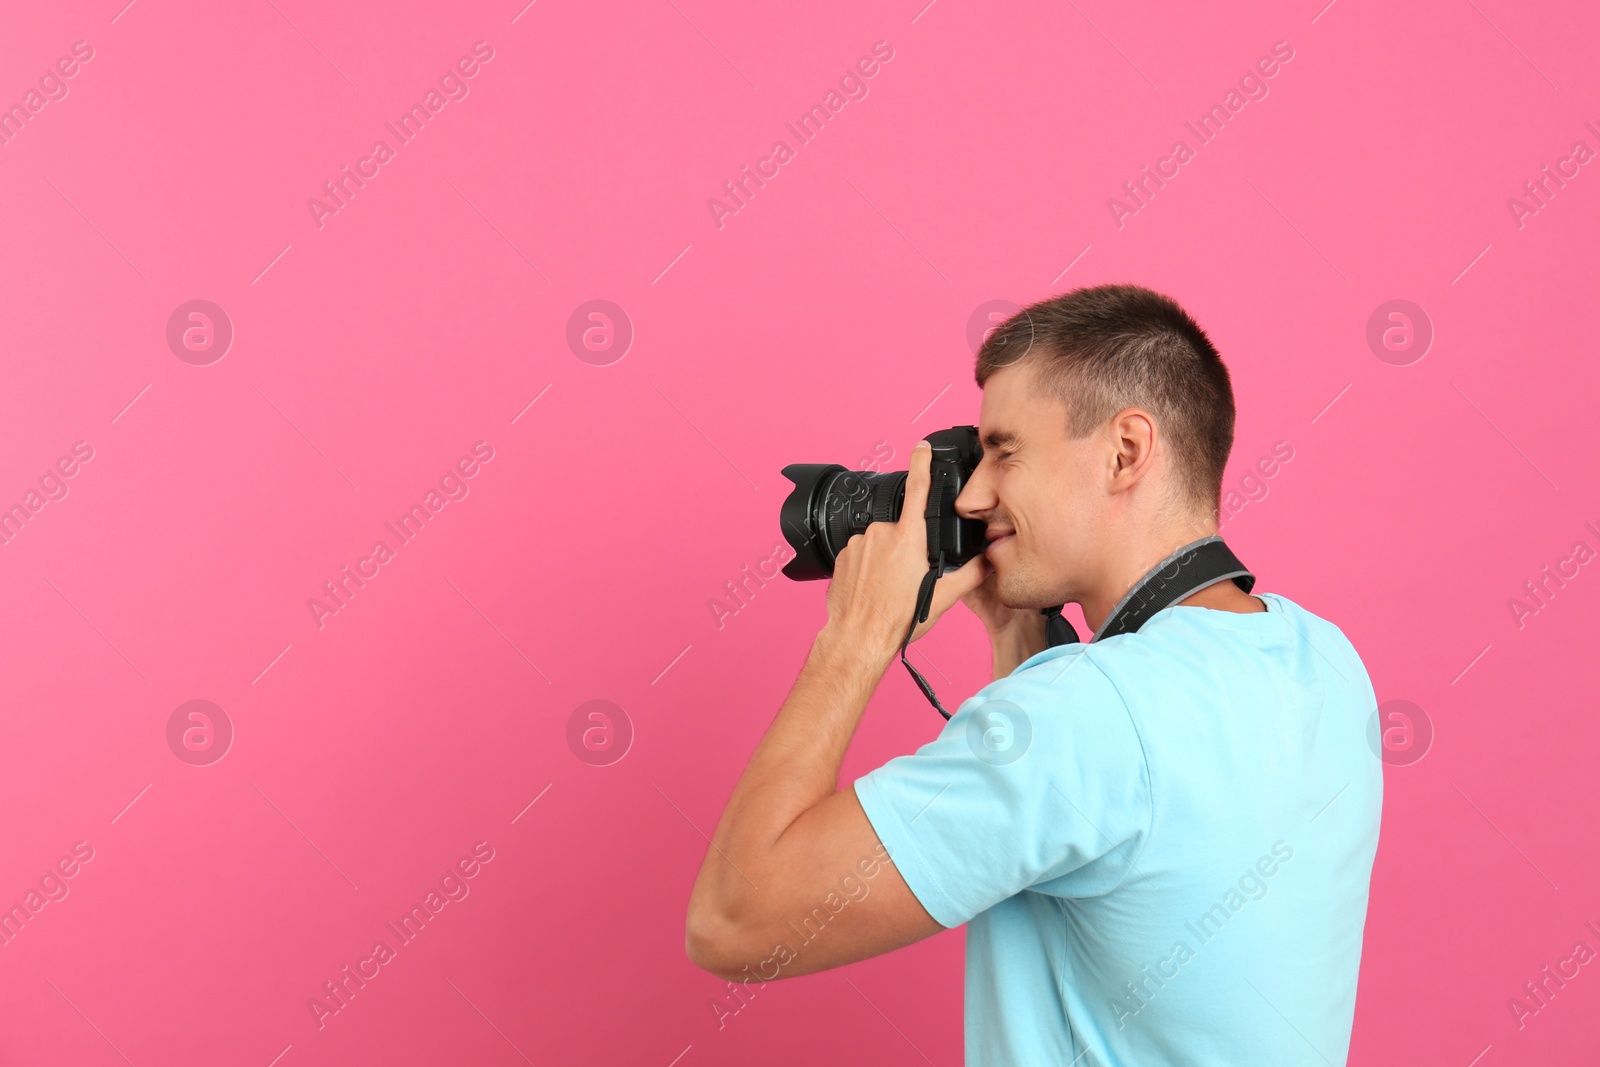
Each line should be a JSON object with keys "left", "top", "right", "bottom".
{"left": 823, "top": 440, "right": 991, "bottom": 662}
{"left": 960, "top": 559, "right": 1044, "bottom": 637}
{"left": 962, "top": 563, "right": 1049, "bottom": 679}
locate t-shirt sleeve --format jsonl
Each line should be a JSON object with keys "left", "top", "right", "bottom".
{"left": 852, "top": 647, "right": 1151, "bottom": 929}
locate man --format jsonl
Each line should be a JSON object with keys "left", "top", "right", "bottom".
{"left": 685, "top": 283, "right": 1382, "bottom": 1065}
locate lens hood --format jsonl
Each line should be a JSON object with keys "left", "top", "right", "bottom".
{"left": 779, "top": 463, "right": 845, "bottom": 580}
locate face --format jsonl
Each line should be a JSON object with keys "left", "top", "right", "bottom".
{"left": 954, "top": 360, "right": 1117, "bottom": 610}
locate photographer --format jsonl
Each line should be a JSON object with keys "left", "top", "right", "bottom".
{"left": 685, "top": 284, "right": 1382, "bottom": 1066}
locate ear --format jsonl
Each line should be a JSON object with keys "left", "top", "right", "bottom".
{"left": 1107, "top": 407, "right": 1157, "bottom": 489}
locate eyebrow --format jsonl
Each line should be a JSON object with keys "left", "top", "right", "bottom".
{"left": 981, "top": 428, "right": 1020, "bottom": 451}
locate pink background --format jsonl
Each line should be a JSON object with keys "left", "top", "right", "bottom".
{"left": 2, "top": 0, "right": 1597, "bottom": 1063}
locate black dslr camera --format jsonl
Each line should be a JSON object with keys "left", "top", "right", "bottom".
{"left": 778, "top": 425, "right": 988, "bottom": 581}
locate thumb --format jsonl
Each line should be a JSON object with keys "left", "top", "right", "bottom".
{"left": 899, "top": 441, "right": 933, "bottom": 531}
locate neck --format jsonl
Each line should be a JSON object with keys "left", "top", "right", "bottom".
{"left": 1079, "top": 527, "right": 1259, "bottom": 634}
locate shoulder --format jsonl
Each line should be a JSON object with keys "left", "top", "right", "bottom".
{"left": 956, "top": 643, "right": 1148, "bottom": 772}
{"left": 980, "top": 642, "right": 1129, "bottom": 715}
{"left": 1254, "top": 592, "right": 1373, "bottom": 682}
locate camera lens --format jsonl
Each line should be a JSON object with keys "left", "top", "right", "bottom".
{"left": 822, "top": 468, "right": 905, "bottom": 542}
{"left": 778, "top": 465, "right": 906, "bottom": 580}
{"left": 777, "top": 426, "right": 987, "bottom": 582}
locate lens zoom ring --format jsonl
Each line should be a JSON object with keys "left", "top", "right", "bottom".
{"left": 872, "top": 481, "right": 899, "bottom": 524}
{"left": 821, "top": 472, "right": 855, "bottom": 555}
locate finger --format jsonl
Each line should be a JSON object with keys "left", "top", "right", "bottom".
{"left": 938, "top": 553, "right": 990, "bottom": 604}
{"left": 910, "top": 556, "right": 988, "bottom": 642}
{"left": 833, "top": 533, "right": 864, "bottom": 575}
{"left": 924, "top": 554, "right": 989, "bottom": 621}
{"left": 899, "top": 440, "right": 933, "bottom": 532}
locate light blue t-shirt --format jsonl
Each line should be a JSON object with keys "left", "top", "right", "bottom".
{"left": 854, "top": 592, "right": 1382, "bottom": 1066}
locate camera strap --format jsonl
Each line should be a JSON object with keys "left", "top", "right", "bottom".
{"left": 898, "top": 550, "right": 953, "bottom": 718}
{"left": 902, "top": 535, "right": 1254, "bottom": 720}
{"left": 1080, "top": 535, "right": 1255, "bottom": 643}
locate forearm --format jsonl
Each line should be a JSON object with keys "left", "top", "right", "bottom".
{"left": 690, "top": 624, "right": 892, "bottom": 923}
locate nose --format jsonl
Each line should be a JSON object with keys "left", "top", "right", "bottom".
{"left": 955, "top": 461, "right": 996, "bottom": 521}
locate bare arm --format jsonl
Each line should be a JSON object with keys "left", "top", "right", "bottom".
{"left": 684, "top": 623, "right": 944, "bottom": 980}
{"left": 684, "top": 441, "right": 989, "bottom": 980}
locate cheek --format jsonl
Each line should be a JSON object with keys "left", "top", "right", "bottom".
{"left": 1014, "top": 499, "right": 1063, "bottom": 560}
{"left": 1017, "top": 471, "right": 1069, "bottom": 527}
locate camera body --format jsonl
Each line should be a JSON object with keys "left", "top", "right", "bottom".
{"left": 779, "top": 425, "right": 988, "bottom": 581}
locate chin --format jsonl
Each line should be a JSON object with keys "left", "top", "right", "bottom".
{"left": 997, "top": 562, "right": 1066, "bottom": 612}
{"left": 995, "top": 570, "right": 1042, "bottom": 611}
